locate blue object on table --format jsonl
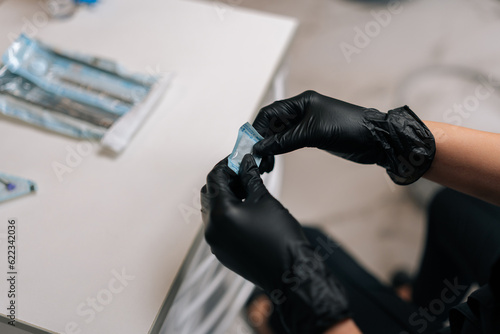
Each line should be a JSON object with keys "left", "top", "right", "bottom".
{"left": 0, "top": 177, "right": 16, "bottom": 191}
{"left": 0, "top": 173, "right": 37, "bottom": 203}
{"left": 0, "top": 34, "right": 171, "bottom": 153}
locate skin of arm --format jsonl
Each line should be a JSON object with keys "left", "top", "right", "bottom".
{"left": 423, "top": 121, "right": 500, "bottom": 206}
{"left": 323, "top": 319, "right": 362, "bottom": 334}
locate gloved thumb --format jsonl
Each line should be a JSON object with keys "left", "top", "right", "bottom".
{"left": 239, "top": 154, "right": 268, "bottom": 199}
{"left": 253, "top": 124, "right": 305, "bottom": 156}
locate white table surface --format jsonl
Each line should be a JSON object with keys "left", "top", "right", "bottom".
{"left": 0, "top": 1, "right": 296, "bottom": 333}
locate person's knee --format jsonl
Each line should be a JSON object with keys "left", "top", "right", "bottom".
{"left": 302, "top": 226, "right": 327, "bottom": 243}
{"left": 427, "top": 187, "right": 484, "bottom": 236}
{"left": 427, "top": 188, "right": 461, "bottom": 234}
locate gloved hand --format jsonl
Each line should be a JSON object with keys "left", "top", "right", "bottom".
{"left": 201, "top": 154, "right": 350, "bottom": 334}
{"left": 252, "top": 90, "right": 435, "bottom": 185}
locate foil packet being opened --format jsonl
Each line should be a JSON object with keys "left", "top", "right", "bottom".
{"left": 228, "top": 122, "right": 263, "bottom": 174}
{"left": 1, "top": 34, "right": 172, "bottom": 153}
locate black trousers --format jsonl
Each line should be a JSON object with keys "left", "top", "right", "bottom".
{"left": 301, "top": 188, "right": 500, "bottom": 334}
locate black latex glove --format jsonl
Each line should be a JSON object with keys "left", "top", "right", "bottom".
{"left": 252, "top": 90, "right": 435, "bottom": 185}
{"left": 201, "top": 155, "right": 350, "bottom": 334}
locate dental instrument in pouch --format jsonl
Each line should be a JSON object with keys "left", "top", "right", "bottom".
{"left": 0, "top": 177, "right": 16, "bottom": 191}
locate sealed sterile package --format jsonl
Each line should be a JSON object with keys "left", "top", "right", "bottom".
{"left": 1, "top": 34, "right": 172, "bottom": 153}
{"left": 0, "top": 67, "right": 112, "bottom": 139}
{"left": 0, "top": 172, "right": 37, "bottom": 203}
{"left": 228, "top": 122, "right": 264, "bottom": 174}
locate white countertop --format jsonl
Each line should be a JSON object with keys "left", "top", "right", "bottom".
{"left": 0, "top": 1, "right": 296, "bottom": 333}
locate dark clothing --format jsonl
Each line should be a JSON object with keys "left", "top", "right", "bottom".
{"left": 302, "top": 227, "right": 439, "bottom": 334}
{"left": 447, "top": 279, "right": 500, "bottom": 334}
{"left": 414, "top": 189, "right": 500, "bottom": 325}
{"left": 301, "top": 188, "right": 500, "bottom": 334}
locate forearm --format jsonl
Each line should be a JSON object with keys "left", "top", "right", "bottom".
{"left": 324, "top": 319, "right": 362, "bottom": 334}
{"left": 423, "top": 121, "right": 500, "bottom": 206}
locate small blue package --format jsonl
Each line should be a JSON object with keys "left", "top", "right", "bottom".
{"left": 228, "top": 122, "right": 264, "bottom": 174}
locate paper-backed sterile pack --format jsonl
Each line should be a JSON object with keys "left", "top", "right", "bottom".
{"left": 1, "top": 34, "right": 172, "bottom": 153}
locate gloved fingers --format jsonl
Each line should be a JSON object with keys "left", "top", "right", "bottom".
{"left": 229, "top": 174, "right": 246, "bottom": 200}
{"left": 252, "top": 101, "right": 286, "bottom": 138}
{"left": 200, "top": 184, "right": 210, "bottom": 224}
{"left": 204, "top": 157, "right": 239, "bottom": 208}
{"left": 239, "top": 154, "right": 269, "bottom": 200}
{"left": 258, "top": 154, "right": 275, "bottom": 174}
{"left": 252, "top": 93, "right": 309, "bottom": 138}
{"left": 253, "top": 123, "right": 307, "bottom": 156}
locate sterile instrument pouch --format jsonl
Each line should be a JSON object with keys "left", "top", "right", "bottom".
{"left": 1, "top": 34, "right": 172, "bottom": 153}
{"left": 0, "top": 68, "right": 113, "bottom": 139}
{"left": 228, "top": 122, "right": 263, "bottom": 174}
{"left": 0, "top": 172, "right": 37, "bottom": 203}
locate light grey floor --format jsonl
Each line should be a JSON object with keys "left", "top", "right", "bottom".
{"left": 218, "top": 0, "right": 500, "bottom": 332}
